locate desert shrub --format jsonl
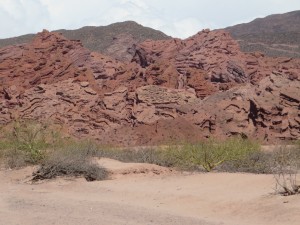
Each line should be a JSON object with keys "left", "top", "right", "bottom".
{"left": 0, "top": 140, "right": 9, "bottom": 162}
{"left": 10, "top": 121, "right": 49, "bottom": 162}
{"left": 2, "top": 148, "right": 28, "bottom": 169}
{"left": 162, "top": 138, "right": 260, "bottom": 172}
{"left": 32, "top": 141, "right": 108, "bottom": 182}
{"left": 96, "top": 138, "right": 260, "bottom": 172}
{"left": 295, "top": 140, "right": 300, "bottom": 158}
{"left": 0, "top": 120, "right": 67, "bottom": 168}
{"left": 0, "top": 121, "right": 52, "bottom": 167}
{"left": 272, "top": 145, "right": 300, "bottom": 196}
{"left": 220, "top": 151, "right": 273, "bottom": 174}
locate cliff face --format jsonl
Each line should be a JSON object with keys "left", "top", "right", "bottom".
{"left": 0, "top": 29, "right": 299, "bottom": 145}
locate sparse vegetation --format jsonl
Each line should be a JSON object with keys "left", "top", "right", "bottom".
{"left": 272, "top": 145, "right": 300, "bottom": 196}
{"left": 0, "top": 122, "right": 107, "bottom": 181}
{"left": 1, "top": 121, "right": 300, "bottom": 190}
{"left": 0, "top": 121, "right": 52, "bottom": 168}
{"left": 160, "top": 138, "right": 260, "bottom": 172}
{"left": 227, "top": 11, "right": 300, "bottom": 58}
{"left": 220, "top": 150, "right": 273, "bottom": 174}
{"left": 97, "top": 138, "right": 261, "bottom": 172}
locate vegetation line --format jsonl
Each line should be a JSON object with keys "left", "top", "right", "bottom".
{"left": 0, "top": 121, "right": 299, "bottom": 195}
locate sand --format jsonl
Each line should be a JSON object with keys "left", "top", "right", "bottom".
{"left": 0, "top": 158, "right": 299, "bottom": 225}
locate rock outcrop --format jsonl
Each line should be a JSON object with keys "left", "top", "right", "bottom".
{"left": 131, "top": 29, "right": 300, "bottom": 99}
{"left": 191, "top": 74, "right": 300, "bottom": 142}
{"left": 0, "top": 29, "right": 299, "bottom": 145}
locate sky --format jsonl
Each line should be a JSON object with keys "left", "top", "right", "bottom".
{"left": 0, "top": 0, "right": 300, "bottom": 39}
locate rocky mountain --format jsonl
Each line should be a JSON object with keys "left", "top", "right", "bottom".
{"left": 0, "top": 21, "right": 171, "bottom": 61}
{"left": 226, "top": 10, "right": 300, "bottom": 58}
{"left": 0, "top": 29, "right": 299, "bottom": 146}
{"left": 3, "top": 10, "right": 300, "bottom": 60}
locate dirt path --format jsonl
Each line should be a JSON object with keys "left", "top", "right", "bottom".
{"left": 1, "top": 159, "right": 299, "bottom": 225}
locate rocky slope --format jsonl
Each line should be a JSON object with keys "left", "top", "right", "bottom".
{"left": 0, "top": 21, "right": 171, "bottom": 62}
{"left": 0, "top": 29, "right": 299, "bottom": 145}
{"left": 226, "top": 10, "right": 300, "bottom": 58}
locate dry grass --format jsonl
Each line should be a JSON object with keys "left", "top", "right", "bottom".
{"left": 272, "top": 145, "right": 300, "bottom": 196}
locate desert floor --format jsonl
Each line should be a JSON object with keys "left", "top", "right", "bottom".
{"left": 1, "top": 158, "right": 299, "bottom": 225}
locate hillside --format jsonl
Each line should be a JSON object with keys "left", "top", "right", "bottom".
{"left": 226, "top": 10, "right": 300, "bottom": 58}
{"left": 0, "top": 30, "right": 299, "bottom": 145}
{"left": 0, "top": 21, "right": 171, "bottom": 61}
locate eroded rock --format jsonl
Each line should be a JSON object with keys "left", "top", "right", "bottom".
{"left": 0, "top": 29, "right": 299, "bottom": 145}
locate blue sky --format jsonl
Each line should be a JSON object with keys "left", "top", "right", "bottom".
{"left": 1, "top": 0, "right": 300, "bottom": 39}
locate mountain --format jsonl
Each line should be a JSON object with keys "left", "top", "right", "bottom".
{"left": 0, "top": 21, "right": 171, "bottom": 61}
{"left": 226, "top": 10, "right": 300, "bottom": 58}
{"left": 3, "top": 11, "right": 300, "bottom": 60}
{"left": 0, "top": 30, "right": 299, "bottom": 145}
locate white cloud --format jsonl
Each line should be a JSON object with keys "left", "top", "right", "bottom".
{"left": 0, "top": 0, "right": 50, "bottom": 37}
{"left": 120, "top": 0, "right": 148, "bottom": 9}
{"left": 0, "top": 0, "right": 300, "bottom": 39}
{"left": 172, "top": 18, "right": 213, "bottom": 38}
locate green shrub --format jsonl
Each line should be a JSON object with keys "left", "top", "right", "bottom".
{"left": 0, "top": 120, "right": 67, "bottom": 168}
{"left": 11, "top": 121, "right": 49, "bottom": 162}
{"left": 0, "top": 121, "right": 49, "bottom": 167}
{"left": 162, "top": 138, "right": 260, "bottom": 172}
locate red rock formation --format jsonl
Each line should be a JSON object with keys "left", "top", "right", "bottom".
{"left": 132, "top": 29, "right": 300, "bottom": 98}
{"left": 0, "top": 29, "right": 299, "bottom": 145}
{"left": 191, "top": 74, "right": 300, "bottom": 142}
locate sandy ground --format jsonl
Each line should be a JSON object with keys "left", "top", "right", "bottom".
{"left": 1, "top": 158, "right": 300, "bottom": 225}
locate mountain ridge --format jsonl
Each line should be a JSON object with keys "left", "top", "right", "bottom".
{"left": 225, "top": 10, "right": 300, "bottom": 58}
{"left": 0, "top": 21, "right": 171, "bottom": 61}
{"left": 2, "top": 10, "right": 300, "bottom": 58}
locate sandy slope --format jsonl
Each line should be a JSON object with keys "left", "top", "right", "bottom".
{"left": 0, "top": 159, "right": 299, "bottom": 225}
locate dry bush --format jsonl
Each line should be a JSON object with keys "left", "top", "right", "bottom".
{"left": 1, "top": 148, "right": 27, "bottom": 169}
{"left": 32, "top": 141, "right": 108, "bottom": 182}
{"left": 272, "top": 145, "right": 300, "bottom": 196}
{"left": 220, "top": 151, "right": 273, "bottom": 174}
